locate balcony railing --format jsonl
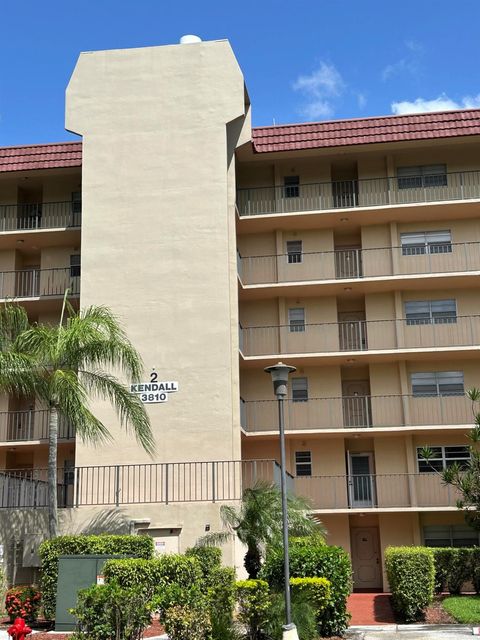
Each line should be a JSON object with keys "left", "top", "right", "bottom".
{"left": 240, "top": 394, "right": 472, "bottom": 432}
{"left": 238, "top": 241, "right": 480, "bottom": 286}
{"left": 240, "top": 315, "right": 480, "bottom": 357}
{"left": 0, "top": 459, "right": 285, "bottom": 508}
{"left": 0, "top": 201, "right": 81, "bottom": 232}
{"left": 0, "top": 267, "right": 80, "bottom": 300}
{"left": 0, "top": 411, "right": 75, "bottom": 443}
{"left": 295, "top": 473, "right": 460, "bottom": 510}
{"left": 237, "top": 170, "right": 480, "bottom": 216}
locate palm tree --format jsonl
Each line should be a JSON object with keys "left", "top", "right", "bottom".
{"left": 197, "top": 481, "right": 324, "bottom": 578}
{"left": 0, "top": 299, "right": 154, "bottom": 538}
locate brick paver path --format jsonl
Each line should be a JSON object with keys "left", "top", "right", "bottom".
{"left": 348, "top": 592, "right": 396, "bottom": 625}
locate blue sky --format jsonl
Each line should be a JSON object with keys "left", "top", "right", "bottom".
{"left": 1, "top": 0, "right": 479, "bottom": 146}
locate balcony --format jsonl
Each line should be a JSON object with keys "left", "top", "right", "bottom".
{"left": 0, "top": 410, "right": 74, "bottom": 443}
{"left": 0, "top": 201, "right": 81, "bottom": 232}
{"left": 239, "top": 315, "right": 480, "bottom": 359}
{"left": 295, "top": 473, "right": 460, "bottom": 511}
{"left": 238, "top": 241, "right": 480, "bottom": 286}
{"left": 0, "top": 459, "right": 284, "bottom": 508}
{"left": 0, "top": 268, "right": 80, "bottom": 300}
{"left": 237, "top": 170, "right": 480, "bottom": 217}
{"left": 240, "top": 394, "right": 472, "bottom": 433}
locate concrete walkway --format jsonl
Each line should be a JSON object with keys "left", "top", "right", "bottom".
{"left": 347, "top": 624, "right": 475, "bottom": 639}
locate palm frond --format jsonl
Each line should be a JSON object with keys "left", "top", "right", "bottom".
{"left": 195, "top": 531, "right": 234, "bottom": 548}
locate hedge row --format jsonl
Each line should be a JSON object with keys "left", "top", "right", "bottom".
{"left": 385, "top": 547, "right": 435, "bottom": 622}
{"left": 38, "top": 535, "right": 154, "bottom": 620}
{"left": 430, "top": 547, "right": 480, "bottom": 594}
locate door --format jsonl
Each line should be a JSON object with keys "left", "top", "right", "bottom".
{"left": 347, "top": 452, "right": 376, "bottom": 507}
{"left": 351, "top": 526, "right": 382, "bottom": 590}
{"left": 335, "top": 246, "right": 363, "bottom": 279}
{"left": 342, "top": 380, "right": 371, "bottom": 427}
{"left": 338, "top": 311, "right": 367, "bottom": 351}
{"left": 15, "top": 266, "right": 40, "bottom": 297}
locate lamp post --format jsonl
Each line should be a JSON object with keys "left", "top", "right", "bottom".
{"left": 264, "top": 361, "right": 298, "bottom": 640}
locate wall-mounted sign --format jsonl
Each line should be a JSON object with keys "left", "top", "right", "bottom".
{"left": 130, "top": 370, "right": 179, "bottom": 404}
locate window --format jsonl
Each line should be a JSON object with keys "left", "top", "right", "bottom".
{"left": 70, "top": 254, "right": 81, "bottom": 278}
{"left": 424, "top": 525, "right": 479, "bottom": 548}
{"left": 284, "top": 175, "right": 300, "bottom": 198}
{"left": 417, "top": 445, "right": 470, "bottom": 473}
{"left": 288, "top": 308, "right": 305, "bottom": 332}
{"left": 411, "top": 371, "right": 464, "bottom": 397}
{"left": 292, "top": 377, "right": 308, "bottom": 402}
{"left": 401, "top": 230, "right": 452, "bottom": 256}
{"left": 295, "top": 451, "right": 312, "bottom": 476}
{"left": 405, "top": 299, "right": 457, "bottom": 325}
{"left": 71, "top": 191, "right": 82, "bottom": 214}
{"left": 286, "top": 240, "right": 303, "bottom": 264}
{"left": 397, "top": 164, "right": 447, "bottom": 190}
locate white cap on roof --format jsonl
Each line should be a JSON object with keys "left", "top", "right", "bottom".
{"left": 179, "top": 35, "right": 202, "bottom": 44}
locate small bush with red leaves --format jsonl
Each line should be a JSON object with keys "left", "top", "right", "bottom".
{"left": 5, "top": 586, "right": 41, "bottom": 622}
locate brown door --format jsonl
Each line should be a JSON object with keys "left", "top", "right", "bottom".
{"left": 338, "top": 311, "right": 367, "bottom": 351}
{"left": 342, "top": 380, "right": 371, "bottom": 427}
{"left": 351, "top": 526, "right": 382, "bottom": 590}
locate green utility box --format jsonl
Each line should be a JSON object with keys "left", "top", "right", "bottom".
{"left": 55, "top": 554, "right": 123, "bottom": 631}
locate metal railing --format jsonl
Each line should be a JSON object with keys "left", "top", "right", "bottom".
{"left": 0, "top": 411, "right": 74, "bottom": 443}
{"left": 295, "top": 473, "right": 460, "bottom": 510}
{"left": 0, "top": 201, "right": 81, "bottom": 232}
{"left": 236, "top": 169, "right": 480, "bottom": 216}
{"left": 0, "top": 459, "right": 281, "bottom": 508}
{"left": 239, "top": 314, "right": 480, "bottom": 356}
{"left": 0, "top": 267, "right": 80, "bottom": 300}
{"left": 240, "top": 393, "right": 473, "bottom": 432}
{"left": 238, "top": 241, "right": 480, "bottom": 285}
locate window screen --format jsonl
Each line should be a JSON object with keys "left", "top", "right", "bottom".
{"left": 70, "top": 254, "right": 81, "bottom": 278}
{"left": 424, "top": 525, "right": 479, "bottom": 548}
{"left": 405, "top": 299, "right": 457, "bottom": 325}
{"left": 292, "top": 377, "right": 308, "bottom": 402}
{"left": 284, "top": 175, "right": 300, "bottom": 198}
{"left": 397, "top": 164, "right": 447, "bottom": 190}
{"left": 401, "top": 230, "right": 452, "bottom": 255}
{"left": 288, "top": 308, "right": 305, "bottom": 332}
{"left": 417, "top": 445, "right": 470, "bottom": 473}
{"left": 295, "top": 451, "right": 312, "bottom": 476}
{"left": 411, "top": 371, "right": 464, "bottom": 396}
{"left": 287, "top": 240, "right": 303, "bottom": 264}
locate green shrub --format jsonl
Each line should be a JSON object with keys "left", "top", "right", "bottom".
{"left": 430, "top": 548, "right": 473, "bottom": 594}
{"left": 263, "top": 591, "right": 317, "bottom": 640}
{"left": 236, "top": 579, "right": 271, "bottom": 640}
{"left": 5, "top": 586, "right": 41, "bottom": 622}
{"left": 208, "top": 566, "right": 236, "bottom": 636}
{"left": 186, "top": 546, "right": 222, "bottom": 587}
{"left": 260, "top": 540, "right": 352, "bottom": 637}
{"left": 472, "top": 548, "right": 480, "bottom": 594}
{"left": 385, "top": 546, "right": 434, "bottom": 622}
{"left": 104, "top": 554, "right": 202, "bottom": 595}
{"left": 72, "top": 582, "right": 152, "bottom": 640}
{"left": 289, "top": 576, "right": 331, "bottom": 618}
{"left": 164, "top": 604, "right": 212, "bottom": 640}
{"left": 39, "top": 534, "right": 153, "bottom": 620}
{"left": 430, "top": 548, "right": 452, "bottom": 593}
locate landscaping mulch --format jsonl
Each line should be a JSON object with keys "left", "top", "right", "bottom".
{"left": 0, "top": 617, "right": 165, "bottom": 638}
{"left": 423, "top": 596, "right": 456, "bottom": 625}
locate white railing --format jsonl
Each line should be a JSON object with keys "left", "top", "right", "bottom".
{"left": 295, "top": 473, "right": 460, "bottom": 510}
{"left": 0, "top": 268, "right": 80, "bottom": 300}
{"left": 240, "top": 394, "right": 472, "bottom": 432}
{"left": 237, "top": 170, "right": 480, "bottom": 216}
{"left": 0, "top": 201, "right": 81, "bottom": 232}
{"left": 238, "top": 241, "right": 480, "bottom": 285}
{"left": 239, "top": 315, "right": 480, "bottom": 356}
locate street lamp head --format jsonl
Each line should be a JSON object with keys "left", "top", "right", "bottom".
{"left": 264, "top": 362, "right": 297, "bottom": 398}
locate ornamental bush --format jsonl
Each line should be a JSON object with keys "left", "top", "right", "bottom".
{"left": 208, "top": 566, "right": 236, "bottom": 632}
{"left": 236, "top": 579, "right": 271, "bottom": 640}
{"left": 430, "top": 548, "right": 474, "bottom": 594}
{"left": 5, "top": 586, "right": 41, "bottom": 622}
{"left": 164, "top": 604, "right": 212, "bottom": 640}
{"left": 385, "top": 546, "right": 434, "bottom": 622}
{"left": 263, "top": 591, "right": 317, "bottom": 640}
{"left": 289, "top": 576, "right": 331, "bottom": 618}
{"left": 472, "top": 548, "right": 480, "bottom": 594}
{"left": 185, "top": 546, "right": 222, "bottom": 587}
{"left": 72, "top": 582, "right": 152, "bottom": 640}
{"left": 39, "top": 534, "right": 153, "bottom": 620}
{"left": 260, "top": 539, "right": 352, "bottom": 637}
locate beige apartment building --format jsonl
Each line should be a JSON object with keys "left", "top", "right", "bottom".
{"left": 0, "top": 38, "right": 479, "bottom": 590}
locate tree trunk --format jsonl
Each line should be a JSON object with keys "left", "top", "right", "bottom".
{"left": 244, "top": 542, "right": 261, "bottom": 579}
{"left": 47, "top": 406, "right": 59, "bottom": 538}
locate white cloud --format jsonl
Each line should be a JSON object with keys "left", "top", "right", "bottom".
{"left": 391, "top": 93, "right": 480, "bottom": 115}
{"left": 382, "top": 40, "right": 424, "bottom": 81}
{"left": 293, "top": 62, "right": 345, "bottom": 119}
{"left": 357, "top": 92, "right": 367, "bottom": 109}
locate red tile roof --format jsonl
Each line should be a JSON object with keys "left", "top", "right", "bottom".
{"left": 252, "top": 108, "right": 480, "bottom": 153}
{"left": 0, "top": 141, "right": 82, "bottom": 173}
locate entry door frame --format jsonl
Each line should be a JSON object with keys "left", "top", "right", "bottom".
{"left": 347, "top": 451, "right": 376, "bottom": 508}
{"left": 350, "top": 525, "right": 383, "bottom": 590}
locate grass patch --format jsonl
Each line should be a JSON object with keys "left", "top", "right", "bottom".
{"left": 442, "top": 595, "right": 480, "bottom": 624}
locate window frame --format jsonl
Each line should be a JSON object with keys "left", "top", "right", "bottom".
{"left": 284, "top": 175, "right": 300, "bottom": 199}
{"left": 411, "top": 371, "right": 464, "bottom": 397}
{"left": 417, "top": 445, "right": 470, "bottom": 473}
{"left": 286, "top": 240, "right": 303, "bottom": 264}
{"left": 295, "top": 451, "right": 312, "bottom": 477}
{"left": 404, "top": 299, "right": 457, "bottom": 325}
{"left": 423, "top": 525, "right": 480, "bottom": 548}
{"left": 291, "top": 377, "right": 308, "bottom": 403}
{"left": 70, "top": 254, "right": 81, "bottom": 278}
{"left": 288, "top": 307, "right": 306, "bottom": 333}
{"left": 400, "top": 230, "right": 452, "bottom": 256}
{"left": 397, "top": 164, "right": 447, "bottom": 190}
